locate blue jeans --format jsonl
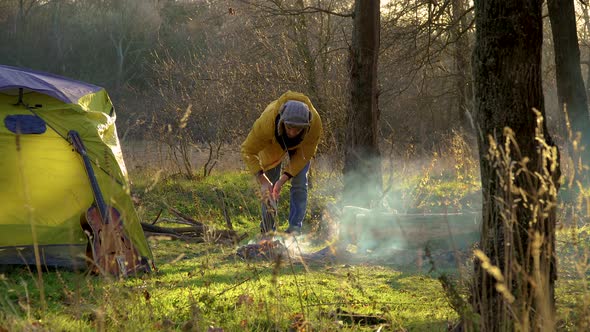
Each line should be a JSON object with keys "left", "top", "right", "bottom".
{"left": 261, "top": 162, "right": 310, "bottom": 232}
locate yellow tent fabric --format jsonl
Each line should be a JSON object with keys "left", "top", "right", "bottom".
{"left": 0, "top": 89, "right": 153, "bottom": 268}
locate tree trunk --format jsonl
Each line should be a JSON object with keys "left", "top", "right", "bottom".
{"left": 548, "top": 0, "right": 590, "bottom": 185}
{"left": 51, "top": 0, "right": 65, "bottom": 73}
{"left": 582, "top": 4, "right": 590, "bottom": 106}
{"left": 471, "top": 0, "right": 560, "bottom": 330}
{"left": 451, "top": 0, "right": 472, "bottom": 131}
{"left": 15, "top": 0, "right": 27, "bottom": 63}
{"left": 343, "top": 0, "right": 381, "bottom": 208}
{"left": 111, "top": 35, "right": 125, "bottom": 89}
{"left": 293, "top": 0, "right": 322, "bottom": 110}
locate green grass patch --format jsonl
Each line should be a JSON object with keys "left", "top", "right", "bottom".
{"left": 0, "top": 240, "right": 458, "bottom": 331}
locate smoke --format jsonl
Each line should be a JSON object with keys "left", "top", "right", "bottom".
{"left": 311, "top": 152, "right": 482, "bottom": 268}
{"left": 327, "top": 205, "right": 481, "bottom": 270}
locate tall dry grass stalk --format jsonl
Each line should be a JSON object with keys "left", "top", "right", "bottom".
{"left": 468, "top": 110, "right": 559, "bottom": 331}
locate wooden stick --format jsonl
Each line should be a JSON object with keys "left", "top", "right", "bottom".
{"left": 215, "top": 188, "right": 233, "bottom": 230}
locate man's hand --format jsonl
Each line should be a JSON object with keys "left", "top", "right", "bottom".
{"left": 257, "top": 172, "right": 273, "bottom": 201}
{"left": 272, "top": 174, "right": 289, "bottom": 200}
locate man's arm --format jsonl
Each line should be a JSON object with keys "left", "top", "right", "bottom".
{"left": 240, "top": 103, "right": 277, "bottom": 175}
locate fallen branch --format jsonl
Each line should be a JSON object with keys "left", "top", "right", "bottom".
{"left": 143, "top": 231, "right": 203, "bottom": 243}
{"left": 150, "top": 209, "right": 163, "bottom": 225}
{"left": 141, "top": 206, "right": 246, "bottom": 244}
{"left": 141, "top": 222, "right": 184, "bottom": 236}
{"left": 167, "top": 206, "right": 205, "bottom": 226}
{"left": 160, "top": 218, "right": 207, "bottom": 229}
{"left": 334, "top": 308, "right": 388, "bottom": 325}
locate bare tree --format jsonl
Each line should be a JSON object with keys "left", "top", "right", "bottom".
{"left": 97, "top": 0, "right": 161, "bottom": 88}
{"left": 548, "top": 0, "right": 590, "bottom": 184}
{"left": 343, "top": 0, "right": 381, "bottom": 207}
{"left": 581, "top": 2, "right": 590, "bottom": 101}
{"left": 379, "top": 0, "right": 476, "bottom": 153}
{"left": 451, "top": 0, "right": 473, "bottom": 131}
{"left": 471, "top": 0, "right": 560, "bottom": 330}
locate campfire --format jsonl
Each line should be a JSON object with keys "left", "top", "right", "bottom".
{"left": 236, "top": 238, "right": 289, "bottom": 260}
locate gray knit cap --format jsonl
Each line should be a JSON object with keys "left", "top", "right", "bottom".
{"left": 279, "top": 100, "right": 311, "bottom": 128}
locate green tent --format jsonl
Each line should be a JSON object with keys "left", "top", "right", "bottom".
{"left": 0, "top": 65, "right": 153, "bottom": 270}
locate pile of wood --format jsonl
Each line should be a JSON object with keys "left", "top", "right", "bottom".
{"left": 236, "top": 239, "right": 288, "bottom": 260}
{"left": 141, "top": 206, "right": 246, "bottom": 245}
{"left": 235, "top": 239, "right": 342, "bottom": 264}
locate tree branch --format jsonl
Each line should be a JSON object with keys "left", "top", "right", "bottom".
{"left": 237, "top": 0, "right": 353, "bottom": 18}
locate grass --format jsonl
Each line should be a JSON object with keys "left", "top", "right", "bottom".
{"left": 0, "top": 237, "right": 458, "bottom": 331}
{"left": 0, "top": 147, "right": 589, "bottom": 331}
{"left": 131, "top": 171, "right": 262, "bottom": 234}
{"left": 555, "top": 223, "right": 590, "bottom": 330}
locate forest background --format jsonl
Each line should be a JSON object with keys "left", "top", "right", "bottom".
{"left": 0, "top": 0, "right": 522, "bottom": 175}
{"left": 3, "top": 0, "right": 589, "bottom": 164}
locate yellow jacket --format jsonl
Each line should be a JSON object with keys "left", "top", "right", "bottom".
{"left": 241, "top": 91, "right": 323, "bottom": 177}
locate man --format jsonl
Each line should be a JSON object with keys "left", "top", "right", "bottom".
{"left": 241, "top": 91, "right": 323, "bottom": 234}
